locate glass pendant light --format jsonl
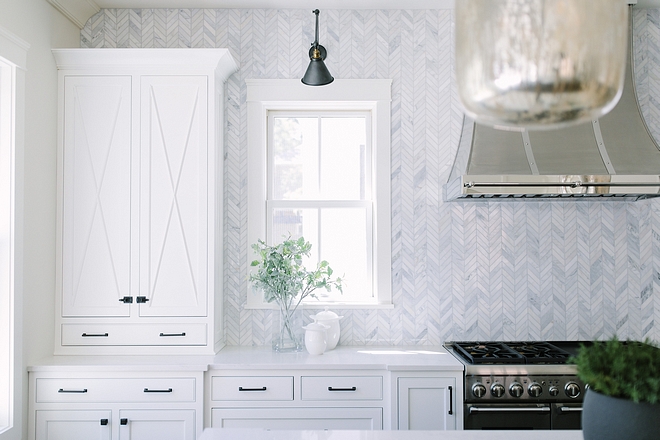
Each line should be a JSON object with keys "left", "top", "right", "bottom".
{"left": 455, "top": 0, "right": 628, "bottom": 129}
{"left": 302, "top": 9, "right": 334, "bottom": 86}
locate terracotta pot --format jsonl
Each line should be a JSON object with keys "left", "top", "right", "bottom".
{"left": 582, "top": 388, "right": 660, "bottom": 440}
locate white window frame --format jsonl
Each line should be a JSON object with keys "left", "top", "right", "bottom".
{"left": 246, "top": 79, "right": 392, "bottom": 309}
{"left": 0, "top": 25, "right": 27, "bottom": 439}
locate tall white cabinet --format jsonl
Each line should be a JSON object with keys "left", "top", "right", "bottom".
{"left": 53, "top": 49, "right": 237, "bottom": 355}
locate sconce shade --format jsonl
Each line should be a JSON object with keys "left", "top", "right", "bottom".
{"left": 302, "top": 48, "right": 334, "bottom": 86}
{"left": 302, "top": 9, "right": 334, "bottom": 86}
{"left": 455, "top": 0, "right": 628, "bottom": 129}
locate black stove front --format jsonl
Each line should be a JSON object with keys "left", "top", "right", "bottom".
{"left": 446, "top": 341, "right": 587, "bottom": 430}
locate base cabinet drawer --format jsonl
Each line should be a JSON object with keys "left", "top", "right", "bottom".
{"left": 36, "top": 378, "right": 196, "bottom": 403}
{"left": 301, "top": 376, "right": 383, "bottom": 400}
{"left": 211, "top": 407, "right": 383, "bottom": 430}
{"left": 211, "top": 376, "right": 293, "bottom": 401}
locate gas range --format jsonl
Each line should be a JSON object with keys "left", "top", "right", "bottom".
{"left": 444, "top": 341, "right": 588, "bottom": 430}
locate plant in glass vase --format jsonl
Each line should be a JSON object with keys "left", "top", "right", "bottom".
{"left": 250, "top": 236, "right": 343, "bottom": 352}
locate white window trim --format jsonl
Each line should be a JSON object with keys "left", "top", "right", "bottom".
{"left": 0, "top": 25, "right": 27, "bottom": 439}
{"left": 246, "top": 79, "right": 392, "bottom": 309}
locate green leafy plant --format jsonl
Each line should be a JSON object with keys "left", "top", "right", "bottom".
{"left": 249, "top": 236, "right": 343, "bottom": 347}
{"left": 573, "top": 336, "right": 660, "bottom": 404}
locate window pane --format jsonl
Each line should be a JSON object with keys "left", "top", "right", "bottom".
{"left": 320, "top": 117, "right": 367, "bottom": 200}
{"left": 272, "top": 115, "right": 367, "bottom": 201}
{"left": 272, "top": 117, "right": 317, "bottom": 200}
{"left": 270, "top": 207, "right": 371, "bottom": 303}
{"left": 271, "top": 208, "right": 319, "bottom": 272}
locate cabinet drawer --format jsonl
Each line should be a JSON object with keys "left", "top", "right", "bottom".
{"left": 61, "top": 323, "right": 207, "bottom": 346}
{"left": 301, "top": 376, "right": 383, "bottom": 401}
{"left": 211, "top": 376, "right": 293, "bottom": 401}
{"left": 36, "top": 377, "right": 196, "bottom": 403}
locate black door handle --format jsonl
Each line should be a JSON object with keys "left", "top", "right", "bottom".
{"left": 144, "top": 388, "right": 173, "bottom": 393}
{"left": 238, "top": 386, "right": 267, "bottom": 391}
{"left": 120, "top": 418, "right": 128, "bottom": 425}
{"left": 448, "top": 386, "right": 453, "bottom": 415}
{"left": 100, "top": 419, "right": 109, "bottom": 426}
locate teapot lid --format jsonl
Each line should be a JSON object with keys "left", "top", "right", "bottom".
{"left": 303, "top": 322, "right": 329, "bottom": 331}
{"left": 313, "top": 307, "right": 342, "bottom": 321}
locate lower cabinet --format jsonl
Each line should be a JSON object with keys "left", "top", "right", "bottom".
{"left": 393, "top": 373, "right": 463, "bottom": 430}
{"left": 35, "top": 409, "right": 195, "bottom": 440}
{"left": 28, "top": 371, "right": 204, "bottom": 440}
{"left": 211, "top": 407, "right": 382, "bottom": 430}
{"left": 35, "top": 410, "right": 112, "bottom": 440}
{"left": 206, "top": 370, "right": 385, "bottom": 430}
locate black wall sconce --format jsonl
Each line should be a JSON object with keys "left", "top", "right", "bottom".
{"left": 301, "top": 9, "right": 334, "bottom": 86}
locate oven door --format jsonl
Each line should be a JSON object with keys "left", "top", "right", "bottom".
{"left": 465, "top": 404, "right": 552, "bottom": 430}
{"left": 551, "top": 403, "right": 582, "bottom": 430}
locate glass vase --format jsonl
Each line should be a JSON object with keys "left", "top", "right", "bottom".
{"left": 272, "top": 301, "right": 304, "bottom": 352}
{"left": 455, "top": 0, "right": 628, "bottom": 129}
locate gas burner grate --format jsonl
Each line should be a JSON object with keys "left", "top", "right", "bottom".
{"left": 452, "top": 342, "right": 524, "bottom": 364}
{"left": 505, "top": 341, "right": 572, "bottom": 364}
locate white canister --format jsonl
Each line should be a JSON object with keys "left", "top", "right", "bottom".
{"left": 310, "top": 307, "right": 343, "bottom": 350}
{"left": 303, "top": 322, "right": 329, "bottom": 355}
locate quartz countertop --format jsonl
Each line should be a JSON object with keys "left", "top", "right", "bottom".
{"left": 28, "top": 345, "right": 464, "bottom": 372}
{"left": 199, "top": 429, "right": 583, "bottom": 440}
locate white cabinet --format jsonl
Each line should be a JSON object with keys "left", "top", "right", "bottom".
{"left": 211, "top": 407, "right": 382, "bottom": 430}
{"left": 393, "top": 373, "right": 463, "bottom": 430}
{"left": 52, "top": 49, "right": 237, "bottom": 355}
{"left": 36, "top": 410, "right": 112, "bottom": 440}
{"left": 29, "top": 370, "right": 204, "bottom": 440}
{"left": 206, "top": 370, "right": 385, "bottom": 430}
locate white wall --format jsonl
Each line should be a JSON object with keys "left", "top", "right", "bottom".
{"left": 0, "top": 1, "right": 79, "bottom": 438}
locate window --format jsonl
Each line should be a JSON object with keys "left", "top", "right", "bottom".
{"left": 0, "top": 26, "right": 27, "bottom": 438}
{"left": 246, "top": 79, "right": 392, "bottom": 308}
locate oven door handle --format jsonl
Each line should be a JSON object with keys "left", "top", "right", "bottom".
{"left": 559, "top": 406, "right": 583, "bottom": 413}
{"left": 469, "top": 406, "right": 551, "bottom": 414}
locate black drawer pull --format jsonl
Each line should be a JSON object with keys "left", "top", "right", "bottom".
{"left": 238, "top": 386, "right": 267, "bottom": 391}
{"left": 144, "top": 388, "right": 173, "bottom": 393}
{"left": 328, "top": 386, "right": 357, "bottom": 391}
{"left": 81, "top": 333, "right": 109, "bottom": 337}
{"left": 58, "top": 388, "right": 88, "bottom": 393}
{"left": 100, "top": 419, "right": 108, "bottom": 426}
{"left": 159, "top": 332, "right": 186, "bottom": 337}
{"left": 120, "top": 418, "right": 128, "bottom": 425}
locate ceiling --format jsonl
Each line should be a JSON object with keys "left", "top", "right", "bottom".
{"left": 92, "top": 0, "right": 455, "bottom": 9}
{"left": 91, "top": 0, "right": 660, "bottom": 9}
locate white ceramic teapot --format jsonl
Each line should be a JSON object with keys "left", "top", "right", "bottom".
{"left": 310, "top": 307, "right": 343, "bottom": 350}
{"left": 302, "top": 322, "right": 329, "bottom": 355}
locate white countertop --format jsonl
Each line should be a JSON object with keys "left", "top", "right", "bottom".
{"left": 198, "top": 429, "right": 583, "bottom": 440}
{"left": 28, "top": 345, "right": 464, "bottom": 372}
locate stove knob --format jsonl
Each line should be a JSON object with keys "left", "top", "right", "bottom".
{"left": 472, "top": 383, "right": 487, "bottom": 398}
{"left": 565, "top": 382, "right": 581, "bottom": 399}
{"left": 491, "top": 383, "right": 506, "bottom": 398}
{"left": 509, "top": 382, "right": 524, "bottom": 398}
{"left": 528, "top": 382, "right": 543, "bottom": 398}
{"left": 549, "top": 386, "right": 559, "bottom": 397}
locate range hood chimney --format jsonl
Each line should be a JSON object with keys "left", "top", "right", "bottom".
{"left": 444, "top": 8, "right": 660, "bottom": 201}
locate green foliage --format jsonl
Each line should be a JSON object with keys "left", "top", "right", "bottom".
{"left": 573, "top": 336, "right": 660, "bottom": 404}
{"left": 249, "top": 237, "right": 343, "bottom": 311}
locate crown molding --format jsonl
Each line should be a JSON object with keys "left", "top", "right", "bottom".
{"left": 47, "top": 0, "right": 100, "bottom": 29}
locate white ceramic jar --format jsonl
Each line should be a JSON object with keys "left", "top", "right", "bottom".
{"left": 303, "top": 322, "right": 329, "bottom": 355}
{"left": 310, "top": 307, "right": 343, "bottom": 350}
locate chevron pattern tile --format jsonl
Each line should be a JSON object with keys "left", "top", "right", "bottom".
{"left": 81, "top": 7, "right": 660, "bottom": 346}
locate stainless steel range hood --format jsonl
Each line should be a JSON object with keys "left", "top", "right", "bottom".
{"left": 444, "top": 10, "right": 660, "bottom": 201}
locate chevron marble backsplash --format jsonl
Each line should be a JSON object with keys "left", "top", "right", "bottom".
{"left": 81, "top": 8, "right": 660, "bottom": 345}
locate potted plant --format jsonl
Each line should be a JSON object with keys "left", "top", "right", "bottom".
{"left": 250, "top": 236, "right": 343, "bottom": 352}
{"left": 574, "top": 336, "right": 660, "bottom": 440}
